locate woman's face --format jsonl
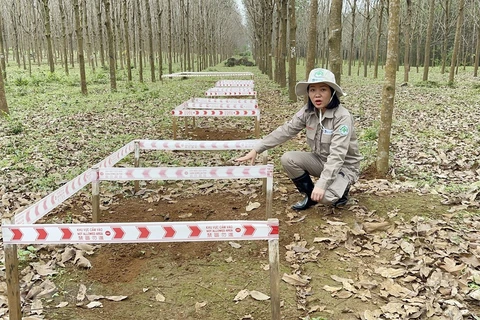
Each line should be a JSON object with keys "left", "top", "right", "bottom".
{"left": 308, "top": 83, "right": 332, "bottom": 111}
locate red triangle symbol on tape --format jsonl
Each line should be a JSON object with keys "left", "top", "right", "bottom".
{"left": 189, "top": 226, "right": 201, "bottom": 237}
{"left": 113, "top": 227, "right": 124, "bottom": 239}
{"left": 163, "top": 226, "right": 176, "bottom": 238}
{"left": 61, "top": 228, "right": 72, "bottom": 240}
{"left": 270, "top": 225, "right": 279, "bottom": 235}
{"left": 36, "top": 228, "right": 48, "bottom": 240}
{"left": 244, "top": 225, "right": 255, "bottom": 236}
{"left": 138, "top": 227, "right": 150, "bottom": 239}
{"left": 12, "top": 228, "right": 23, "bottom": 240}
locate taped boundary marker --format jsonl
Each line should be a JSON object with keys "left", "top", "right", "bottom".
{"left": 161, "top": 71, "right": 254, "bottom": 79}
{"left": 172, "top": 97, "right": 260, "bottom": 139}
{"left": 215, "top": 80, "right": 255, "bottom": 87}
{"left": 2, "top": 218, "right": 280, "bottom": 319}
{"left": 13, "top": 139, "right": 267, "bottom": 226}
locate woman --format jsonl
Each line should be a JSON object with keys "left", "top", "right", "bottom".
{"left": 236, "top": 68, "right": 362, "bottom": 210}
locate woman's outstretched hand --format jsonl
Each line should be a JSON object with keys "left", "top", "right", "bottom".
{"left": 235, "top": 149, "right": 258, "bottom": 165}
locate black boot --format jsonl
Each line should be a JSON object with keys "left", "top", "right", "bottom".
{"left": 333, "top": 186, "right": 350, "bottom": 207}
{"left": 291, "top": 172, "right": 317, "bottom": 210}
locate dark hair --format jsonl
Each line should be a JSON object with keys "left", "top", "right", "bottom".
{"left": 306, "top": 85, "right": 341, "bottom": 111}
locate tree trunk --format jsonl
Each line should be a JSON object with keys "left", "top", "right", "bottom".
{"left": 403, "top": 0, "right": 412, "bottom": 82}
{"left": 362, "top": 0, "right": 370, "bottom": 77}
{"left": 328, "top": 0, "right": 343, "bottom": 84}
{"left": 123, "top": 0, "right": 132, "bottom": 81}
{"left": 145, "top": 0, "right": 155, "bottom": 82}
{"left": 376, "top": 0, "right": 400, "bottom": 176}
{"left": 58, "top": 0, "right": 69, "bottom": 75}
{"left": 95, "top": 0, "right": 105, "bottom": 68}
{"left": 288, "top": 0, "right": 297, "bottom": 101}
{"left": 422, "top": 0, "right": 435, "bottom": 81}
{"left": 277, "top": 0, "right": 287, "bottom": 87}
{"left": 305, "top": 0, "right": 318, "bottom": 78}
{"left": 448, "top": 0, "right": 465, "bottom": 84}
{"left": 0, "top": 13, "right": 7, "bottom": 80}
{"left": 441, "top": 0, "right": 449, "bottom": 74}
{"left": 42, "top": 0, "right": 55, "bottom": 73}
{"left": 0, "top": 62, "right": 7, "bottom": 116}
{"left": 102, "top": 0, "right": 116, "bottom": 91}
{"left": 136, "top": 0, "right": 144, "bottom": 82}
{"left": 373, "top": 0, "right": 384, "bottom": 79}
{"left": 74, "top": 0, "right": 87, "bottom": 94}
{"left": 156, "top": 0, "right": 163, "bottom": 79}
{"left": 474, "top": 26, "right": 479, "bottom": 77}
{"left": 167, "top": 0, "right": 173, "bottom": 74}
{"left": 348, "top": 0, "right": 356, "bottom": 77}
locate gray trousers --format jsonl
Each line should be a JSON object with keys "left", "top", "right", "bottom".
{"left": 280, "top": 151, "right": 358, "bottom": 205}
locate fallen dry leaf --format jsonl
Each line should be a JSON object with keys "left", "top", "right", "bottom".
{"left": 249, "top": 290, "right": 269, "bottom": 301}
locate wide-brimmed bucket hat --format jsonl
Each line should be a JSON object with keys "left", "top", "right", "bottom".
{"left": 295, "top": 68, "right": 345, "bottom": 97}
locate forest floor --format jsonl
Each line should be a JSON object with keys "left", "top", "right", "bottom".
{"left": 0, "top": 64, "right": 480, "bottom": 320}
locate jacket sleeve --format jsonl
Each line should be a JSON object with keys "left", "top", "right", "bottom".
{"left": 316, "top": 113, "right": 353, "bottom": 189}
{"left": 253, "top": 106, "right": 307, "bottom": 154}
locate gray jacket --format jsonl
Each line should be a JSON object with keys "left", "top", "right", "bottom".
{"left": 254, "top": 104, "right": 362, "bottom": 189}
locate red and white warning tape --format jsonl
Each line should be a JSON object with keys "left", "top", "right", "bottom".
{"left": 2, "top": 220, "right": 279, "bottom": 244}
{"left": 192, "top": 98, "right": 256, "bottom": 104}
{"left": 172, "top": 109, "right": 259, "bottom": 116}
{"left": 14, "top": 169, "right": 95, "bottom": 225}
{"left": 185, "top": 102, "right": 257, "bottom": 110}
{"left": 96, "top": 141, "right": 135, "bottom": 168}
{"left": 161, "top": 72, "right": 254, "bottom": 78}
{"left": 138, "top": 139, "right": 259, "bottom": 150}
{"left": 205, "top": 89, "right": 257, "bottom": 97}
{"left": 215, "top": 80, "right": 255, "bottom": 87}
{"left": 98, "top": 165, "right": 273, "bottom": 181}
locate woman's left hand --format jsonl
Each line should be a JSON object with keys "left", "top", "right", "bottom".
{"left": 311, "top": 186, "right": 325, "bottom": 202}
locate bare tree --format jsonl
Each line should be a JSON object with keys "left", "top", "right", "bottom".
{"left": 95, "top": 0, "right": 105, "bottom": 68}
{"left": 0, "top": 62, "right": 7, "bottom": 117}
{"left": 475, "top": 26, "right": 479, "bottom": 77}
{"left": 58, "top": 0, "right": 69, "bottom": 75}
{"left": 362, "top": 0, "right": 371, "bottom": 77}
{"left": 347, "top": 0, "right": 357, "bottom": 77}
{"left": 122, "top": 0, "right": 131, "bottom": 81}
{"left": 376, "top": 0, "right": 400, "bottom": 176}
{"left": 288, "top": 0, "right": 297, "bottom": 101}
{"left": 0, "top": 12, "right": 7, "bottom": 80}
{"left": 329, "top": 0, "right": 343, "bottom": 84}
{"left": 448, "top": 0, "right": 465, "bottom": 84}
{"left": 136, "top": 0, "right": 143, "bottom": 82}
{"left": 305, "top": 0, "right": 318, "bottom": 77}
{"left": 440, "top": 0, "right": 450, "bottom": 74}
{"left": 145, "top": 0, "right": 155, "bottom": 82}
{"left": 167, "top": 0, "right": 172, "bottom": 74}
{"left": 102, "top": 0, "right": 116, "bottom": 91}
{"left": 41, "top": 0, "right": 55, "bottom": 73}
{"left": 422, "top": 0, "right": 435, "bottom": 81}
{"left": 403, "top": 0, "right": 412, "bottom": 82}
{"left": 73, "top": 0, "right": 87, "bottom": 94}
{"left": 373, "top": 0, "right": 384, "bottom": 79}
{"left": 156, "top": 0, "right": 163, "bottom": 79}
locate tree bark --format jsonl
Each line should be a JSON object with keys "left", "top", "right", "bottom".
{"left": 448, "top": 0, "right": 465, "bottom": 84}
{"left": 474, "top": 26, "right": 479, "bottom": 77}
{"left": 347, "top": 0, "right": 356, "bottom": 77}
{"left": 145, "top": 0, "right": 155, "bottom": 82}
{"left": 102, "top": 0, "right": 116, "bottom": 91}
{"left": 362, "top": 0, "right": 370, "bottom": 77}
{"left": 440, "top": 0, "right": 449, "bottom": 74}
{"left": 373, "top": 0, "right": 384, "bottom": 79}
{"left": 156, "top": 0, "right": 163, "bottom": 79}
{"left": 58, "top": 0, "right": 69, "bottom": 75}
{"left": 0, "top": 62, "right": 8, "bottom": 116}
{"left": 95, "top": 0, "right": 105, "bottom": 68}
{"left": 376, "top": 0, "right": 400, "bottom": 176}
{"left": 123, "top": 0, "right": 132, "bottom": 81}
{"left": 288, "top": 0, "right": 297, "bottom": 101}
{"left": 167, "top": 0, "right": 173, "bottom": 74}
{"left": 422, "top": 0, "right": 435, "bottom": 81}
{"left": 74, "top": 0, "right": 88, "bottom": 94}
{"left": 403, "top": 0, "right": 412, "bottom": 82}
{"left": 0, "top": 13, "right": 7, "bottom": 80}
{"left": 42, "top": 0, "right": 55, "bottom": 73}
{"left": 136, "top": 0, "right": 144, "bottom": 82}
{"left": 328, "top": 0, "right": 343, "bottom": 85}
{"left": 305, "top": 0, "right": 318, "bottom": 78}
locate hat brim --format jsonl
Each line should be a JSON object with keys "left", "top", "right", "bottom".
{"left": 295, "top": 81, "right": 345, "bottom": 97}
